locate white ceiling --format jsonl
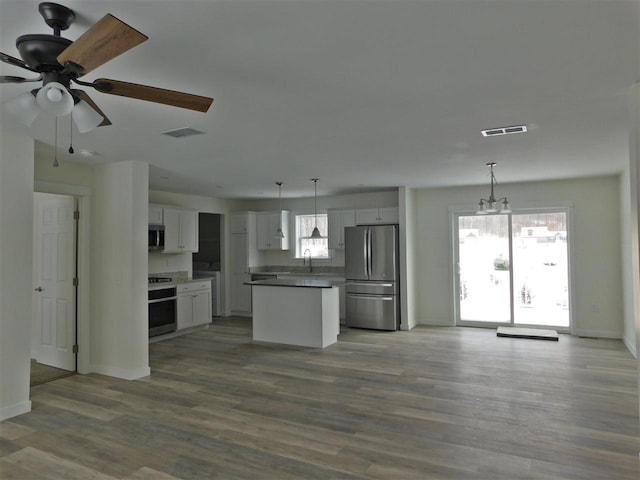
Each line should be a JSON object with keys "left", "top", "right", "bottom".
{"left": 1, "top": 0, "right": 638, "bottom": 199}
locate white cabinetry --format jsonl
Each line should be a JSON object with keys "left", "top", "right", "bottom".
{"left": 148, "top": 205, "right": 163, "bottom": 225}
{"left": 177, "top": 281, "right": 211, "bottom": 330}
{"left": 355, "top": 207, "right": 399, "bottom": 225}
{"left": 327, "top": 209, "right": 356, "bottom": 249}
{"left": 163, "top": 208, "right": 198, "bottom": 253}
{"left": 230, "top": 212, "right": 265, "bottom": 315}
{"left": 230, "top": 213, "right": 249, "bottom": 234}
{"left": 256, "top": 211, "right": 289, "bottom": 250}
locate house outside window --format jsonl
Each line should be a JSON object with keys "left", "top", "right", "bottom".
{"left": 295, "top": 213, "right": 328, "bottom": 258}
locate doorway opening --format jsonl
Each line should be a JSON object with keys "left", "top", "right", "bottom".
{"left": 455, "top": 209, "right": 570, "bottom": 330}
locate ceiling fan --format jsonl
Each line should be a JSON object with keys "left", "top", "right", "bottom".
{"left": 1, "top": 2, "right": 213, "bottom": 132}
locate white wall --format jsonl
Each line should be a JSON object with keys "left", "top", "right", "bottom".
{"left": 0, "top": 132, "right": 33, "bottom": 420}
{"left": 399, "top": 187, "right": 418, "bottom": 330}
{"left": 620, "top": 165, "right": 638, "bottom": 356}
{"left": 627, "top": 83, "right": 640, "bottom": 426}
{"left": 89, "top": 161, "right": 149, "bottom": 379}
{"left": 415, "top": 176, "right": 623, "bottom": 338}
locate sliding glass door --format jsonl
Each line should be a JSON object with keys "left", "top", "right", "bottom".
{"left": 455, "top": 209, "right": 570, "bottom": 329}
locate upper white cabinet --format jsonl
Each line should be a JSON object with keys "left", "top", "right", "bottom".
{"left": 327, "top": 209, "right": 356, "bottom": 249}
{"left": 163, "top": 208, "right": 198, "bottom": 253}
{"left": 148, "top": 205, "right": 163, "bottom": 225}
{"left": 355, "top": 207, "right": 399, "bottom": 225}
{"left": 230, "top": 213, "right": 249, "bottom": 234}
{"left": 256, "top": 211, "right": 289, "bottom": 250}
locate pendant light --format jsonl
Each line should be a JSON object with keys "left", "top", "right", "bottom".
{"left": 275, "top": 181, "right": 285, "bottom": 239}
{"left": 310, "top": 178, "right": 322, "bottom": 238}
{"left": 476, "top": 162, "right": 511, "bottom": 214}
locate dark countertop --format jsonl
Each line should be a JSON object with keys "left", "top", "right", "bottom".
{"left": 245, "top": 278, "right": 345, "bottom": 289}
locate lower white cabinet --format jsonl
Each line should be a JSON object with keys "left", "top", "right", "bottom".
{"left": 231, "top": 272, "right": 252, "bottom": 314}
{"left": 177, "top": 281, "right": 211, "bottom": 329}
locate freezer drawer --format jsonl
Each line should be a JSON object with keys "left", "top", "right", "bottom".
{"left": 346, "top": 293, "right": 398, "bottom": 331}
{"left": 346, "top": 281, "right": 397, "bottom": 296}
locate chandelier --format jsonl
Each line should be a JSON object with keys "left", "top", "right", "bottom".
{"left": 476, "top": 162, "right": 511, "bottom": 214}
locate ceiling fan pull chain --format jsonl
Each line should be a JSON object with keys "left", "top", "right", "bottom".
{"left": 53, "top": 116, "right": 59, "bottom": 167}
{"left": 68, "top": 114, "right": 74, "bottom": 154}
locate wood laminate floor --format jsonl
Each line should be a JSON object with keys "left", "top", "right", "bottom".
{"left": 1, "top": 318, "right": 638, "bottom": 479}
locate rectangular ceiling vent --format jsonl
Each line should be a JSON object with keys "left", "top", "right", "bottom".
{"left": 161, "top": 127, "right": 205, "bottom": 139}
{"left": 481, "top": 125, "right": 527, "bottom": 137}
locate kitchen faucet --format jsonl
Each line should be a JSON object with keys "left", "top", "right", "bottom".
{"left": 303, "top": 249, "right": 312, "bottom": 272}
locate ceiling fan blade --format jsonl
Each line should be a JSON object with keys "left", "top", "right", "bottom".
{"left": 93, "top": 78, "right": 213, "bottom": 113}
{"left": 0, "top": 75, "right": 29, "bottom": 83}
{"left": 1, "top": 51, "right": 38, "bottom": 72}
{"left": 71, "top": 89, "right": 112, "bottom": 127}
{"left": 57, "top": 14, "right": 148, "bottom": 74}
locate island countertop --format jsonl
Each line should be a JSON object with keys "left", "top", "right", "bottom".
{"left": 245, "top": 278, "right": 346, "bottom": 288}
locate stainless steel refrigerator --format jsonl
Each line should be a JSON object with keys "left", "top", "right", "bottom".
{"left": 345, "top": 224, "right": 400, "bottom": 330}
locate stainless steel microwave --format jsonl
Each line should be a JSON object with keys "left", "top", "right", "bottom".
{"left": 148, "top": 224, "right": 165, "bottom": 251}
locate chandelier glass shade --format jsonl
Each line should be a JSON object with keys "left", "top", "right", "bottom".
{"left": 476, "top": 162, "right": 512, "bottom": 214}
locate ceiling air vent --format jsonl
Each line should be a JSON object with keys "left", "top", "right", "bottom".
{"left": 481, "top": 125, "right": 527, "bottom": 137}
{"left": 161, "top": 127, "right": 205, "bottom": 138}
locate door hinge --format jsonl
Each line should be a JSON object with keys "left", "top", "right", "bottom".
{"left": 73, "top": 277, "right": 78, "bottom": 287}
{"left": 72, "top": 344, "right": 79, "bottom": 354}
{"left": 74, "top": 210, "right": 80, "bottom": 220}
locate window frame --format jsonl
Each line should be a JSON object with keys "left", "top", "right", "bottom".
{"left": 293, "top": 212, "right": 329, "bottom": 259}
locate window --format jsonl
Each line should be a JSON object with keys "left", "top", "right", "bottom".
{"left": 295, "top": 213, "right": 329, "bottom": 258}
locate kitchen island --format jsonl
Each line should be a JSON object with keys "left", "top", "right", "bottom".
{"left": 245, "top": 278, "right": 344, "bottom": 348}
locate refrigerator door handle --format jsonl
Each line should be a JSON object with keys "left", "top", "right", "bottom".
{"left": 362, "top": 228, "right": 369, "bottom": 277}
{"left": 347, "top": 293, "right": 394, "bottom": 301}
{"left": 349, "top": 282, "right": 394, "bottom": 287}
{"left": 366, "top": 227, "right": 372, "bottom": 278}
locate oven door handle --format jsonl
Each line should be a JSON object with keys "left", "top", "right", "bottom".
{"left": 148, "top": 296, "right": 177, "bottom": 304}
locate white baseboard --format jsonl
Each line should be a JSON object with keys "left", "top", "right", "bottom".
{"left": 0, "top": 400, "right": 31, "bottom": 421}
{"left": 416, "top": 318, "right": 455, "bottom": 327}
{"left": 623, "top": 335, "right": 637, "bottom": 358}
{"left": 90, "top": 365, "right": 151, "bottom": 381}
{"left": 572, "top": 328, "right": 622, "bottom": 339}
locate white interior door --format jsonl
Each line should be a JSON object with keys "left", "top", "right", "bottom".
{"left": 32, "top": 193, "right": 76, "bottom": 371}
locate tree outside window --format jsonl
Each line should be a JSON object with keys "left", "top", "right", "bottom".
{"left": 295, "top": 214, "right": 328, "bottom": 258}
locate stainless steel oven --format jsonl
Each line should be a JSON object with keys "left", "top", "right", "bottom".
{"left": 148, "top": 285, "right": 177, "bottom": 337}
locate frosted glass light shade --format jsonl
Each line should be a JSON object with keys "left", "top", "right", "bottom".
{"left": 4, "top": 91, "right": 42, "bottom": 126}
{"left": 36, "top": 82, "right": 74, "bottom": 116}
{"left": 72, "top": 99, "right": 104, "bottom": 133}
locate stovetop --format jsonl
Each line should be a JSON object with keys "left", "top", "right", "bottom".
{"left": 148, "top": 277, "right": 173, "bottom": 284}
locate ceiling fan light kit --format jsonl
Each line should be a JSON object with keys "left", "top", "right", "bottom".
{"left": 36, "top": 81, "right": 74, "bottom": 115}
{"left": 3, "top": 90, "right": 40, "bottom": 126}
{"left": 72, "top": 99, "right": 105, "bottom": 133}
{"left": 1, "top": 1, "right": 214, "bottom": 138}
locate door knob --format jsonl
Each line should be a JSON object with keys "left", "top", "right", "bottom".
{"left": 34, "top": 287, "right": 43, "bottom": 292}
